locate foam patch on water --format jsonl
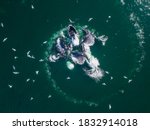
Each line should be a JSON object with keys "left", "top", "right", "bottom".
{"left": 120, "top": 0, "right": 125, "bottom": 6}
{"left": 66, "top": 61, "right": 75, "bottom": 70}
{"left": 134, "top": 0, "right": 150, "bottom": 16}
{"left": 43, "top": 1, "right": 147, "bottom": 107}
{"left": 45, "top": 67, "right": 99, "bottom": 107}
{"left": 129, "top": 12, "right": 145, "bottom": 73}
{"left": 120, "top": 0, "right": 146, "bottom": 75}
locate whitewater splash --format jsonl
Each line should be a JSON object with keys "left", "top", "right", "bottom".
{"left": 48, "top": 25, "right": 105, "bottom": 81}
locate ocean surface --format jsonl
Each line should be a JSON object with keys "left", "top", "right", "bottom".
{"left": 0, "top": 0, "right": 150, "bottom": 112}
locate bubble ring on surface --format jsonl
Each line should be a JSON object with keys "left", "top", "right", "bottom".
{"left": 43, "top": 1, "right": 146, "bottom": 107}
{"left": 44, "top": 25, "right": 105, "bottom": 106}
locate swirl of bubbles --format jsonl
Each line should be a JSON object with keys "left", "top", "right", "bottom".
{"left": 121, "top": 0, "right": 147, "bottom": 73}
{"left": 43, "top": 1, "right": 146, "bottom": 107}
{"left": 44, "top": 25, "right": 103, "bottom": 107}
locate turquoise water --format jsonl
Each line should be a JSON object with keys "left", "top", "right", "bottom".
{"left": 0, "top": 0, "right": 150, "bottom": 112}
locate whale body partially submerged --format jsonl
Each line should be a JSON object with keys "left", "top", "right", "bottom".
{"left": 82, "top": 29, "right": 95, "bottom": 46}
{"left": 48, "top": 25, "right": 104, "bottom": 81}
{"left": 68, "top": 25, "right": 80, "bottom": 46}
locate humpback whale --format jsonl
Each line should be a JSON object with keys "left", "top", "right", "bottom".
{"left": 68, "top": 25, "right": 80, "bottom": 46}
{"left": 48, "top": 25, "right": 104, "bottom": 81}
{"left": 55, "top": 37, "right": 66, "bottom": 54}
{"left": 81, "top": 29, "right": 95, "bottom": 46}
{"left": 71, "top": 51, "right": 85, "bottom": 65}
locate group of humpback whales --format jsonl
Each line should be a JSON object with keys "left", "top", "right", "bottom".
{"left": 49, "top": 25, "right": 103, "bottom": 81}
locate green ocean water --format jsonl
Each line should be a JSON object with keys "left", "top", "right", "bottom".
{"left": 0, "top": 0, "right": 150, "bottom": 112}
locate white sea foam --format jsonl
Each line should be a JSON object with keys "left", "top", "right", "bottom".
{"left": 129, "top": 12, "right": 145, "bottom": 72}
{"left": 120, "top": 0, "right": 125, "bottom": 5}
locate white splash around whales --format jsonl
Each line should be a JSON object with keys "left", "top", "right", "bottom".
{"left": 48, "top": 25, "right": 106, "bottom": 81}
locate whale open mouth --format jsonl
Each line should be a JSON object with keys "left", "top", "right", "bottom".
{"left": 68, "top": 25, "right": 77, "bottom": 36}
{"left": 48, "top": 25, "right": 104, "bottom": 81}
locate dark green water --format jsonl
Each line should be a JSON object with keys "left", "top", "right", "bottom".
{"left": 0, "top": 0, "right": 150, "bottom": 112}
